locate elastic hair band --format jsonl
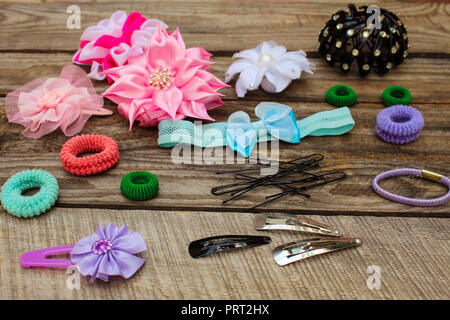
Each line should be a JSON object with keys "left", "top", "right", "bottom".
{"left": 376, "top": 105, "right": 424, "bottom": 144}
{"left": 1, "top": 169, "right": 59, "bottom": 218}
{"left": 372, "top": 168, "right": 450, "bottom": 207}
{"left": 382, "top": 86, "right": 411, "bottom": 107}
{"left": 325, "top": 85, "right": 357, "bottom": 107}
{"left": 60, "top": 134, "right": 119, "bottom": 176}
{"left": 120, "top": 171, "right": 159, "bottom": 201}
{"left": 158, "top": 105, "right": 355, "bottom": 154}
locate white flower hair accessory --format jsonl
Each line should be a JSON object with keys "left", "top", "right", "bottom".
{"left": 225, "top": 41, "right": 314, "bottom": 97}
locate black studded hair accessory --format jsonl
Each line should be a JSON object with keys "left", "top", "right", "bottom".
{"left": 318, "top": 4, "right": 408, "bottom": 76}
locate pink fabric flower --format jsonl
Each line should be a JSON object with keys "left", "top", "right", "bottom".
{"left": 5, "top": 65, "right": 112, "bottom": 139}
{"left": 102, "top": 25, "right": 229, "bottom": 128}
{"left": 73, "top": 11, "right": 167, "bottom": 83}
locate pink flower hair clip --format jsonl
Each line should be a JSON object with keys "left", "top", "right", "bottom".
{"left": 102, "top": 25, "right": 229, "bottom": 128}
{"left": 225, "top": 41, "right": 314, "bottom": 97}
{"left": 73, "top": 11, "right": 167, "bottom": 83}
{"left": 5, "top": 65, "right": 112, "bottom": 139}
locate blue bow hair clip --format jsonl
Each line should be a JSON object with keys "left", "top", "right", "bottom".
{"left": 226, "top": 102, "right": 300, "bottom": 157}
{"left": 157, "top": 103, "right": 355, "bottom": 158}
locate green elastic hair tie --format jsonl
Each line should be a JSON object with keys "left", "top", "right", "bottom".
{"left": 326, "top": 85, "right": 358, "bottom": 107}
{"left": 120, "top": 171, "right": 159, "bottom": 201}
{"left": 0, "top": 169, "right": 59, "bottom": 218}
{"left": 382, "top": 86, "right": 412, "bottom": 107}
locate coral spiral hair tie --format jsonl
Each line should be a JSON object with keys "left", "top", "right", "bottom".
{"left": 60, "top": 134, "right": 119, "bottom": 176}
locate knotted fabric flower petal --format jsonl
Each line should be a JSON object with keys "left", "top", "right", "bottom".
{"left": 5, "top": 65, "right": 112, "bottom": 139}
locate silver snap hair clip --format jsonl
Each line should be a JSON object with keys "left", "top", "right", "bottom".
{"left": 253, "top": 213, "right": 341, "bottom": 237}
{"left": 188, "top": 235, "right": 271, "bottom": 259}
{"left": 272, "top": 237, "right": 362, "bottom": 266}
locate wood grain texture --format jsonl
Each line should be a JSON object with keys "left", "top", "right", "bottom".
{"left": 1, "top": 52, "right": 450, "bottom": 103}
{"left": 1, "top": 97, "right": 449, "bottom": 216}
{"left": 0, "top": 1, "right": 449, "bottom": 54}
{"left": 0, "top": 208, "right": 448, "bottom": 300}
{"left": 0, "top": 0, "right": 449, "bottom": 300}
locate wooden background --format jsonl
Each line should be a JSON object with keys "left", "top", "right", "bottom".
{"left": 0, "top": 0, "right": 448, "bottom": 299}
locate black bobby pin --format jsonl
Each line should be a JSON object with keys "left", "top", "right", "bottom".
{"left": 211, "top": 154, "right": 348, "bottom": 209}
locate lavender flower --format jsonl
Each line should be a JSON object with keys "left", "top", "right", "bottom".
{"left": 71, "top": 223, "right": 147, "bottom": 282}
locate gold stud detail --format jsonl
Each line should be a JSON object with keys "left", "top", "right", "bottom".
{"left": 333, "top": 14, "right": 339, "bottom": 21}
{"left": 347, "top": 29, "right": 354, "bottom": 36}
{"left": 390, "top": 28, "right": 397, "bottom": 34}
{"left": 336, "top": 23, "right": 343, "bottom": 30}
{"left": 398, "top": 20, "right": 402, "bottom": 26}
{"left": 323, "top": 30, "right": 328, "bottom": 37}
{"left": 341, "top": 63, "right": 349, "bottom": 71}
{"left": 403, "top": 34, "right": 408, "bottom": 39}
{"left": 391, "top": 47, "right": 397, "bottom": 54}
{"left": 335, "top": 41, "right": 342, "bottom": 48}
{"left": 386, "top": 62, "right": 393, "bottom": 69}
{"left": 326, "top": 54, "right": 332, "bottom": 61}
{"left": 380, "top": 31, "right": 387, "bottom": 38}
{"left": 374, "top": 49, "right": 381, "bottom": 57}
{"left": 362, "top": 64, "right": 370, "bottom": 71}
{"left": 352, "top": 49, "right": 359, "bottom": 56}
{"left": 403, "top": 51, "right": 408, "bottom": 58}
{"left": 362, "top": 30, "right": 370, "bottom": 38}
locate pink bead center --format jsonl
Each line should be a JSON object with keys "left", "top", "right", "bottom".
{"left": 91, "top": 239, "right": 112, "bottom": 255}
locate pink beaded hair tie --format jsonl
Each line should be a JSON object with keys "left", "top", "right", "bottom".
{"left": 60, "top": 134, "right": 119, "bottom": 176}
{"left": 372, "top": 168, "right": 450, "bottom": 207}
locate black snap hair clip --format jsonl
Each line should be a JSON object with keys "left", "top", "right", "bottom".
{"left": 318, "top": 3, "right": 409, "bottom": 76}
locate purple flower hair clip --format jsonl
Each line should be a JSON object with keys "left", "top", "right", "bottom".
{"left": 20, "top": 223, "right": 147, "bottom": 283}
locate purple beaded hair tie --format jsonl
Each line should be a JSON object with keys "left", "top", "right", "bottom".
{"left": 376, "top": 105, "right": 424, "bottom": 144}
{"left": 372, "top": 168, "right": 450, "bottom": 207}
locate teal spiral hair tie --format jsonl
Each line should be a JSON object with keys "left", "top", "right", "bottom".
{"left": 1, "top": 169, "right": 59, "bottom": 218}
{"left": 120, "top": 171, "right": 159, "bottom": 201}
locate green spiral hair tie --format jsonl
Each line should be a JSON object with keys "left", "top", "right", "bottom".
{"left": 0, "top": 169, "right": 59, "bottom": 218}
{"left": 120, "top": 171, "right": 159, "bottom": 201}
{"left": 325, "top": 85, "right": 358, "bottom": 107}
{"left": 382, "top": 86, "right": 412, "bottom": 107}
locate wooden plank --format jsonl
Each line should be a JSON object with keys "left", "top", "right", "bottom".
{"left": 0, "top": 208, "right": 448, "bottom": 299}
{"left": 1, "top": 96, "right": 449, "bottom": 215}
{"left": 0, "top": 2, "right": 449, "bottom": 54}
{"left": 0, "top": 52, "right": 450, "bottom": 104}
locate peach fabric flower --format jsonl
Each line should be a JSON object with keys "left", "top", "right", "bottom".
{"left": 102, "top": 25, "right": 229, "bottom": 128}
{"left": 5, "top": 65, "right": 112, "bottom": 138}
